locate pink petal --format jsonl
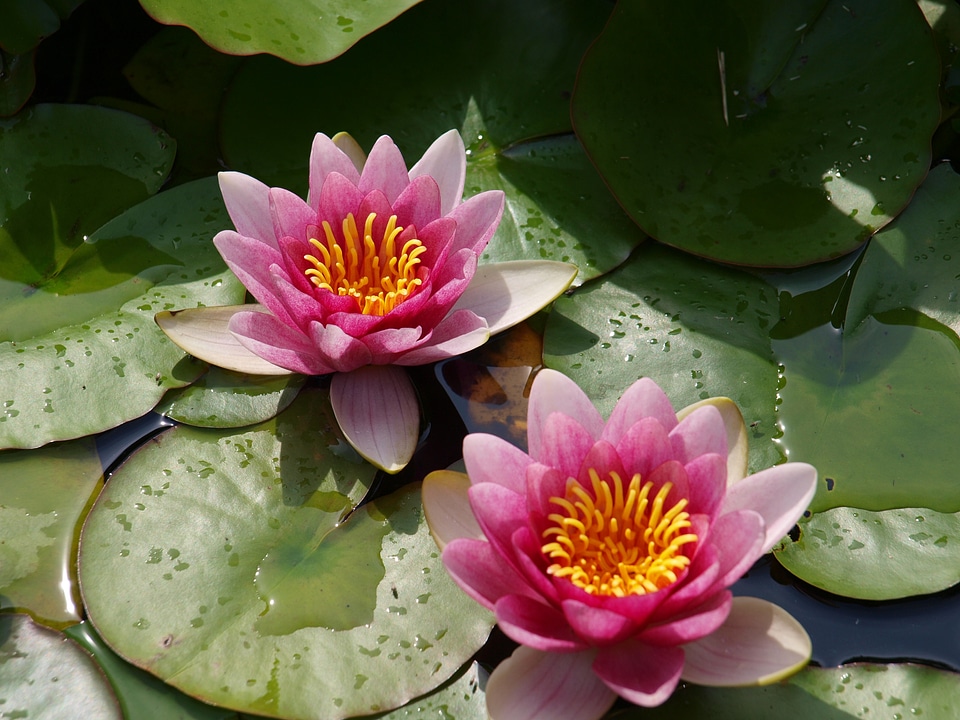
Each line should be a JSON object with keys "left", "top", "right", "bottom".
{"left": 358, "top": 135, "right": 410, "bottom": 204}
{"left": 525, "top": 462, "right": 569, "bottom": 520}
{"left": 561, "top": 599, "right": 638, "bottom": 646}
{"left": 391, "top": 174, "right": 442, "bottom": 236}
{"left": 720, "top": 463, "right": 817, "bottom": 553}
{"left": 308, "top": 133, "right": 361, "bottom": 209}
{"left": 329, "top": 365, "right": 418, "bottom": 473}
{"left": 421, "top": 470, "right": 483, "bottom": 550}
{"left": 269, "top": 187, "right": 316, "bottom": 245}
{"left": 409, "top": 129, "right": 466, "bottom": 216}
{"left": 462, "top": 433, "right": 534, "bottom": 495}
{"left": 510, "top": 526, "right": 562, "bottom": 605}
{"left": 644, "top": 460, "right": 691, "bottom": 509}
{"left": 495, "top": 594, "right": 588, "bottom": 652}
{"left": 218, "top": 172, "right": 278, "bottom": 250}
{"left": 681, "top": 597, "right": 812, "bottom": 686}
{"left": 486, "top": 646, "right": 615, "bottom": 720}
{"left": 602, "top": 377, "right": 679, "bottom": 444}
{"left": 553, "top": 577, "right": 668, "bottom": 628}
{"left": 468, "top": 483, "right": 528, "bottom": 559}
{"left": 650, "top": 541, "right": 721, "bottom": 620}
{"left": 528, "top": 370, "right": 604, "bottom": 461}
{"left": 707, "top": 509, "right": 766, "bottom": 589}
{"left": 683, "top": 452, "right": 727, "bottom": 518}
{"left": 317, "top": 172, "right": 364, "bottom": 232}
{"left": 593, "top": 639, "right": 685, "bottom": 707}
{"left": 358, "top": 326, "right": 424, "bottom": 361}
{"left": 227, "top": 310, "right": 335, "bottom": 375}
{"left": 442, "top": 538, "right": 538, "bottom": 610}
{"left": 213, "top": 231, "right": 296, "bottom": 326}
{"left": 446, "top": 189, "right": 505, "bottom": 255}
{"left": 393, "top": 309, "right": 490, "bottom": 365}
{"left": 638, "top": 590, "right": 732, "bottom": 646}
{"left": 677, "top": 397, "right": 749, "bottom": 486}
{"left": 669, "top": 405, "right": 727, "bottom": 464}
{"left": 305, "top": 322, "right": 373, "bottom": 372}
{"left": 537, "top": 411, "right": 597, "bottom": 481}
{"left": 615, "top": 417, "right": 674, "bottom": 480}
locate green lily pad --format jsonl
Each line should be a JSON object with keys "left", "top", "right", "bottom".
{"left": 617, "top": 663, "right": 960, "bottom": 719}
{"left": 379, "top": 661, "right": 486, "bottom": 720}
{"left": 775, "top": 506, "right": 960, "bottom": 600}
{"left": 0, "top": 176, "right": 246, "bottom": 449}
{"left": 543, "top": 241, "right": 783, "bottom": 474}
{"left": 0, "top": 48, "right": 36, "bottom": 116}
{"left": 572, "top": 0, "right": 940, "bottom": 266}
{"left": 64, "top": 622, "right": 240, "bottom": 720}
{"left": 219, "top": 0, "right": 640, "bottom": 282}
{"left": 0, "top": 614, "right": 122, "bottom": 720}
{"left": 0, "top": 0, "right": 83, "bottom": 55}
{"left": 777, "top": 164, "right": 960, "bottom": 513}
{"left": 79, "top": 387, "right": 493, "bottom": 720}
{"left": 138, "top": 0, "right": 423, "bottom": 65}
{"left": 0, "top": 438, "right": 103, "bottom": 626}
{"left": 156, "top": 366, "right": 306, "bottom": 428}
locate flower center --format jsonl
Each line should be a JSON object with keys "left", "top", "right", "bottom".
{"left": 303, "top": 212, "right": 427, "bottom": 316}
{"left": 541, "top": 469, "right": 697, "bottom": 597}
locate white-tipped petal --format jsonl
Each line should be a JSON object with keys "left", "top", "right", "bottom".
{"left": 155, "top": 306, "right": 293, "bottom": 376}
{"left": 421, "top": 470, "right": 483, "bottom": 550}
{"left": 677, "top": 396, "right": 750, "bottom": 485}
{"left": 331, "top": 131, "right": 367, "bottom": 174}
{"left": 330, "top": 365, "right": 419, "bottom": 474}
{"left": 453, "top": 260, "right": 578, "bottom": 336}
{"left": 681, "top": 597, "right": 812, "bottom": 686}
{"left": 486, "top": 646, "right": 615, "bottom": 720}
{"left": 409, "top": 128, "right": 466, "bottom": 215}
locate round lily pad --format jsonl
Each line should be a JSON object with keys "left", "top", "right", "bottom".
{"left": 79, "top": 387, "right": 493, "bottom": 719}
{"left": 572, "top": 0, "right": 940, "bottom": 266}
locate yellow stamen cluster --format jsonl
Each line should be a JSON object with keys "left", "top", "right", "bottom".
{"left": 541, "top": 469, "right": 698, "bottom": 597}
{"left": 304, "top": 212, "right": 427, "bottom": 316}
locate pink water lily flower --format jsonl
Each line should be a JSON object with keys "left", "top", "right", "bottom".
{"left": 422, "top": 369, "right": 817, "bottom": 719}
{"left": 156, "top": 130, "right": 577, "bottom": 472}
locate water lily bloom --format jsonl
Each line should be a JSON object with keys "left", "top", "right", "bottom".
{"left": 422, "top": 369, "right": 817, "bottom": 719}
{"left": 156, "top": 130, "right": 577, "bottom": 472}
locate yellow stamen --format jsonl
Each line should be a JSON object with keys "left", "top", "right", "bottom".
{"left": 303, "top": 212, "right": 426, "bottom": 315}
{"left": 541, "top": 469, "right": 698, "bottom": 597}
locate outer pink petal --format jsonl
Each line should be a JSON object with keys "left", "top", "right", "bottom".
{"left": 408, "top": 129, "right": 466, "bottom": 216}
{"left": 720, "top": 462, "right": 818, "bottom": 553}
{"left": 391, "top": 174, "right": 442, "bottom": 238}
{"left": 602, "top": 377, "right": 679, "bottom": 444}
{"left": 358, "top": 135, "right": 409, "bottom": 204}
{"left": 707, "top": 509, "right": 766, "bottom": 589}
{"left": 561, "top": 599, "right": 638, "bottom": 646}
{"left": 305, "top": 322, "right": 373, "bottom": 372}
{"left": 468, "top": 483, "right": 528, "bottom": 559}
{"left": 669, "top": 405, "right": 728, "bottom": 464}
{"left": 538, "top": 412, "right": 597, "bottom": 481}
{"left": 463, "top": 433, "right": 534, "bottom": 495}
{"left": 227, "top": 310, "right": 335, "bottom": 375}
{"left": 446, "top": 189, "right": 505, "bottom": 255}
{"left": 680, "top": 597, "right": 812, "bottom": 686}
{"left": 638, "top": 590, "right": 732, "bottom": 646}
{"left": 329, "top": 365, "right": 418, "bottom": 473}
{"left": 495, "top": 595, "right": 587, "bottom": 652}
{"left": 486, "top": 646, "right": 615, "bottom": 720}
{"left": 358, "top": 326, "right": 423, "bottom": 361}
{"left": 393, "top": 309, "right": 490, "bottom": 365}
{"left": 615, "top": 417, "right": 674, "bottom": 480}
{"left": 308, "top": 133, "right": 361, "bottom": 209}
{"left": 593, "top": 639, "right": 685, "bottom": 707}
{"left": 528, "top": 370, "right": 604, "bottom": 461}
{"left": 213, "top": 231, "right": 296, "bottom": 326}
{"left": 269, "top": 187, "right": 316, "bottom": 245}
{"left": 442, "top": 538, "right": 538, "bottom": 610}
{"left": 683, "top": 452, "right": 728, "bottom": 518}
{"left": 218, "top": 172, "right": 278, "bottom": 250}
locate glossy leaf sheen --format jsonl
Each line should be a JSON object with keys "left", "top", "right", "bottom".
{"left": 573, "top": 0, "right": 940, "bottom": 266}
{"left": 79, "top": 388, "right": 493, "bottom": 720}
{"left": 0, "top": 177, "right": 246, "bottom": 449}
{"left": 138, "top": 0, "right": 424, "bottom": 65}
{"left": 0, "top": 614, "right": 122, "bottom": 719}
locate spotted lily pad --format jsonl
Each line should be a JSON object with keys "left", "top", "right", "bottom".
{"left": 137, "top": 0, "right": 424, "bottom": 65}
{"left": 0, "top": 614, "right": 122, "bottom": 719}
{"left": 618, "top": 663, "right": 960, "bottom": 718}
{"left": 219, "top": 0, "right": 641, "bottom": 282}
{"left": 79, "top": 387, "right": 493, "bottom": 720}
{"left": 0, "top": 176, "right": 245, "bottom": 449}
{"left": 572, "top": 0, "right": 940, "bottom": 266}
{"left": 0, "top": 438, "right": 103, "bottom": 626}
